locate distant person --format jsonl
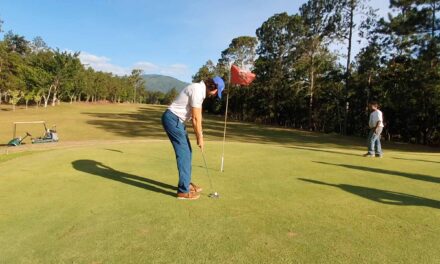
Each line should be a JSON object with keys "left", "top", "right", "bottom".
{"left": 364, "top": 101, "right": 384, "bottom": 158}
{"left": 162, "top": 77, "right": 225, "bottom": 200}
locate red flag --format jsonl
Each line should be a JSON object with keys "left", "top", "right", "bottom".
{"left": 230, "top": 65, "right": 256, "bottom": 86}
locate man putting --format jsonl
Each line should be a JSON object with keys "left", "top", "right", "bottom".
{"left": 162, "top": 77, "right": 225, "bottom": 200}
{"left": 364, "top": 101, "right": 384, "bottom": 158}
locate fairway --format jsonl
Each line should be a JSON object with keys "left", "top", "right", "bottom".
{"left": 0, "top": 104, "right": 439, "bottom": 263}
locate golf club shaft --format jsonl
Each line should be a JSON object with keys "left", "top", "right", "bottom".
{"left": 201, "top": 150, "right": 214, "bottom": 190}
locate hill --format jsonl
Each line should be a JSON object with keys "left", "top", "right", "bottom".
{"left": 142, "top": 74, "right": 188, "bottom": 93}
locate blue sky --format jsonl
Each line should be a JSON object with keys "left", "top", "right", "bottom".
{"left": 1, "top": 0, "right": 390, "bottom": 82}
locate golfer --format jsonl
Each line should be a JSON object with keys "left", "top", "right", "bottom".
{"left": 162, "top": 77, "right": 225, "bottom": 200}
{"left": 364, "top": 101, "right": 384, "bottom": 158}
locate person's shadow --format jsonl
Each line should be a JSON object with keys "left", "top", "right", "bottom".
{"left": 299, "top": 178, "right": 440, "bottom": 209}
{"left": 72, "top": 160, "right": 177, "bottom": 197}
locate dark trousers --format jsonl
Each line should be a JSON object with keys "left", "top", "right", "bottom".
{"left": 162, "top": 110, "right": 192, "bottom": 193}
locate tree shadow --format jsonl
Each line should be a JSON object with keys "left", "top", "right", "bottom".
{"left": 314, "top": 161, "right": 440, "bottom": 184}
{"left": 83, "top": 107, "right": 166, "bottom": 139}
{"left": 299, "top": 178, "right": 440, "bottom": 209}
{"left": 393, "top": 157, "right": 440, "bottom": 164}
{"left": 72, "top": 159, "right": 177, "bottom": 197}
{"left": 81, "top": 105, "right": 438, "bottom": 154}
{"left": 82, "top": 106, "right": 363, "bottom": 148}
{"left": 287, "top": 145, "right": 362, "bottom": 157}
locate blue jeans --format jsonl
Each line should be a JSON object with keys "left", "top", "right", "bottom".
{"left": 162, "top": 110, "right": 192, "bottom": 193}
{"left": 367, "top": 127, "right": 383, "bottom": 156}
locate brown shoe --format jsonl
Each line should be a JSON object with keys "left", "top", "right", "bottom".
{"left": 177, "top": 192, "right": 200, "bottom": 200}
{"left": 190, "top": 183, "right": 203, "bottom": 193}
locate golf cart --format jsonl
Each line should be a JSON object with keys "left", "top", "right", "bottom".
{"left": 8, "top": 121, "right": 59, "bottom": 146}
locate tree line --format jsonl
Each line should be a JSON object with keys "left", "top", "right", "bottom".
{"left": 0, "top": 19, "right": 179, "bottom": 110}
{"left": 193, "top": 0, "right": 440, "bottom": 146}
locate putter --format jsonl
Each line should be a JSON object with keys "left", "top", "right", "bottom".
{"left": 201, "top": 150, "right": 220, "bottom": 198}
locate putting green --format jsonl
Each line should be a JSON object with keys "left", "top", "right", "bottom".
{"left": 0, "top": 104, "right": 439, "bottom": 263}
{"left": 1, "top": 140, "right": 439, "bottom": 263}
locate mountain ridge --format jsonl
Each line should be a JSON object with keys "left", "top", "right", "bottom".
{"left": 143, "top": 74, "right": 188, "bottom": 93}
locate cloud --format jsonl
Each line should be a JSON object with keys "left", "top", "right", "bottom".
{"left": 132, "top": 61, "right": 160, "bottom": 72}
{"left": 78, "top": 51, "right": 190, "bottom": 80}
{"left": 160, "top": 64, "right": 189, "bottom": 76}
{"left": 133, "top": 61, "right": 190, "bottom": 78}
{"left": 79, "top": 52, "right": 129, "bottom": 76}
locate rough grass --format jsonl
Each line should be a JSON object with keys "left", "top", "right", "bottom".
{"left": 0, "top": 103, "right": 439, "bottom": 263}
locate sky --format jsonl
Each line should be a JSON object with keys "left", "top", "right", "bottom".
{"left": 1, "top": 0, "right": 391, "bottom": 82}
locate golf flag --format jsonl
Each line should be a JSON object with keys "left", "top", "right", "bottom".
{"left": 230, "top": 65, "right": 256, "bottom": 86}
{"left": 220, "top": 65, "right": 256, "bottom": 172}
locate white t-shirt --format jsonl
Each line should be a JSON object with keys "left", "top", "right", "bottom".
{"left": 369, "top": 109, "right": 384, "bottom": 128}
{"left": 168, "top": 81, "right": 206, "bottom": 122}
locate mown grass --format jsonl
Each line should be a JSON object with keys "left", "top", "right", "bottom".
{"left": 0, "top": 103, "right": 439, "bottom": 263}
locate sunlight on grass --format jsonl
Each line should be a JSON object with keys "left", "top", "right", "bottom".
{"left": 0, "top": 104, "right": 439, "bottom": 263}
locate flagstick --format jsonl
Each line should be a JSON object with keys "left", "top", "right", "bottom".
{"left": 220, "top": 67, "right": 232, "bottom": 172}
{"left": 220, "top": 88, "right": 230, "bottom": 172}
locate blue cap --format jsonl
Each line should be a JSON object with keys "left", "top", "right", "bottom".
{"left": 213, "top": 76, "right": 225, "bottom": 99}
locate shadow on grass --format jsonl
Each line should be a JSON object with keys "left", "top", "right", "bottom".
{"left": 81, "top": 105, "right": 438, "bottom": 153}
{"left": 287, "top": 146, "right": 362, "bottom": 157}
{"left": 72, "top": 159, "right": 177, "bottom": 197}
{"left": 104, "top": 149, "right": 123, "bottom": 153}
{"left": 314, "top": 161, "right": 440, "bottom": 184}
{"left": 82, "top": 106, "right": 362, "bottom": 147}
{"left": 393, "top": 157, "right": 440, "bottom": 164}
{"left": 299, "top": 178, "right": 440, "bottom": 209}
{"left": 82, "top": 107, "right": 166, "bottom": 139}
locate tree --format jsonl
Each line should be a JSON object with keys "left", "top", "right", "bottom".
{"left": 192, "top": 60, "right": 222, "bottom": 113}
{"left": 33, "top": 90, "right": 42, "bottom": 108}
{"left": 4, "top": 31, "right": 30, "bottom": 55}
{"left": 129, "top": 69, "right": 145, "bottom": 103}
{"left": 60, "top": 55, "right": 83, "bottom": 104}
{"left": 146, "top": 91, "right": 165, "bottom": 104}
{"left": 23, "top": 90, "right": 34, "bottom": 109}
{"left": 49, "top": 50, "right": 81, "bottom": 106}
{"left": 161, "top": 88, "right": 178, "bottom": 105}
{"left": 30, "top": 36, "right": 49, "bottom": 53}
{"left": 254, "top": 13, "right": 301, "bottom": 124}
{"left": 8, "top": 89, "right": 22, "bottom": 111}
{"left": 0, "top": 41, "right": 26, "bottom": 105}
{"left": 0, "top": 41, "right": 8, "bottom": 104}
{"left": 219, "top": 36, "right": 257, "bottom": 69}
{"left": 337, "top": 0, "right": 372, "bottom": 134}
{"left": 218, "top": 36, "right": 258, "bottom": 119}
{"left": 299, "top": 0, "right": 343, "bottom": 130}
{"left": 192, "top": 60, "right": 216, "bottom": 82}
{"left": 26, "top": 49, "right": 54, "bottom": 108}
{"left": 371, "top": 0, "right": 440, "bottom": 144}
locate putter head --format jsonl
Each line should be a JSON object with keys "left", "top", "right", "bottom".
{"left": 208, "top": 192, "right": 220, "bottom": 198}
